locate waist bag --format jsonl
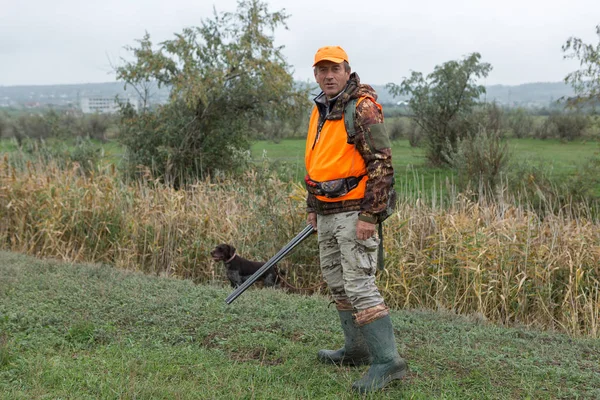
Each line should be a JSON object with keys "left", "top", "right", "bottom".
{"left": 304, "top": 175, "right": 365, "bottom": 199}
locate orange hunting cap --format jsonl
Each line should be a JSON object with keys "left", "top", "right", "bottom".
{"left": 313, "top": 46, "right": 349, "bottom": 66}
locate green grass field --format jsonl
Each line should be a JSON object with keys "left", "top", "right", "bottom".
{"left": 2, "top": 136, "right": 597, "bottom": 174}
{"left": 2, "top": 136, "right": 599, "bottom": 198}
{"left": 251, "top": 138, "right": 600, "bottom": 171}
{"left": 1, "top": 251, "right": 599, "bottom": 399}
{"left": 251, "top": 138, "right": 600, "bottom": 197}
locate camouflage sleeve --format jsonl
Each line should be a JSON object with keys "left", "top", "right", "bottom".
{"left": 353, "top": 98, "right": 394, "bottom": 223}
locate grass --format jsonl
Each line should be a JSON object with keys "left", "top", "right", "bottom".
{"left": 1, "top": 251, "right": 599, "bottom": 399}
{"left": 508, "top": 138, "right": 600, "bottom": 173}
{"left": 250, "top": 138, "right": 600, "bottom": 196}
{"left": 251, "top": 137, "right": 600, "bottom": 171}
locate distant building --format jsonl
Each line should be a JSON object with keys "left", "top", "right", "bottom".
{"left": 79, "top": 96, "right": 138, "bottom": 114}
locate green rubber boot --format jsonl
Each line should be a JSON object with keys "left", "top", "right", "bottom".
{"left": 351, "top": 314, "right": 408, "bottom": 393}
{"left": 318, "top": 310, "right": 371, "bottom": 366}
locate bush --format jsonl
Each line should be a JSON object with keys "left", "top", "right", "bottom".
{"left": 407, "top": 119, "right": 423, "bottom": 147}
{"left": 0, "top": 113, "right": 7, "bottom": 139}
{"left": 11, "top": 114, "right": 51, "bottom": 141}
{"left": 1, "top": 111, "right": 115, "bottom": 142}
{"left": 68, "top": 137, "right": 103, "bottom": 174}
{"left": 82, "top": 114, "right": 112, "bottom": 142}
{"left": 550, "top": 112, "right": 589, "bottom": 141}
{"left": 119, "top": 101, "right": 254, "bottom": 185}
{"left": 534, "top": 117, "right": 558, "bottom": 139}
{"left": 471, "top": 102, "right": 504, "bottom": 137}
{"left": 443, "top": 129, "right": 511, "bottom": 195}
{"left": 535, "top": 112, "right": 589, "bottom": 140}
{"left": 505, "top": 107, "right": 535, "bottom": 138}
{"left": 388, "top": 118, "right": 405, "bottom": 140}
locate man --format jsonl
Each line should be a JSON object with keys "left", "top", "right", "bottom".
{"left": 304, "top": 45, "right": 408, "bottom": 394}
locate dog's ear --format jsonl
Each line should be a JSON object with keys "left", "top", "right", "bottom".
{"left": 225, "top": 244, "right": 235, "bottom": 258}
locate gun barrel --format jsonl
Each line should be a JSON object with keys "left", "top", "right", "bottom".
{"left": 225, "top": 224, "right": 315, "bottom": 304}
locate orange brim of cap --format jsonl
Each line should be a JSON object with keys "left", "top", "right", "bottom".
{"left": 312, "top": 56, "right": 345, "bottom": 66}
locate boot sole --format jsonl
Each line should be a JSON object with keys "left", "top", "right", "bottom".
{"left": 317, "top": 355, "right": 371, "bottom": 367}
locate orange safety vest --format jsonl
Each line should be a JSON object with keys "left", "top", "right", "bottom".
{"left": 305, "top": 96, "right": 378, "bottom": 203}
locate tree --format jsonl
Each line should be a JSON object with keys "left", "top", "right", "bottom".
{"left": 115, "top": 0, "right": 311, "bottom": 183}
{"left": 563, "top": 25, "right": 600, "bottom": 108}
{"left": 386, "top": 53, "right": 492, "bottom": 166}
{"left": 0, "top": 112, "right": 6, "bottom": 139}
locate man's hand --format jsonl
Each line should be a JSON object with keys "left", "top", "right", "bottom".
{"left": 356, "top": 219, "right": 376, "bottom": 240}
{"left": 307, "top": 212, "right": 317, "bottom": 230}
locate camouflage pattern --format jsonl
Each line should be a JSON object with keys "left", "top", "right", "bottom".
{"left": 317, "top": 211, "right": 385, "bottom": 311}
{"left": 306, "top": 72, "right": 394, "bottom": 222}
{"left": 354, "top": 303, "right": 390, "bottom": 327}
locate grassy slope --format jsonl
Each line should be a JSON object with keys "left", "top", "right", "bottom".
{"left": 1, "top": 251, "right": 599, "bottom": 399}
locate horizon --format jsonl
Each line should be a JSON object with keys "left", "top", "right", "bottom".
{"left": 0, "top": 79, "right": 573, "bottom": 89}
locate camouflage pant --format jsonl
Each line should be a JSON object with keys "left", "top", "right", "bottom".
{"left": 317, "top": 211, "right": 384, "bottom": 311}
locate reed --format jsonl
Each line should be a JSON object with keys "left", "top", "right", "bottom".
{"left": 1, "top": 155, "right": 599, "bottom": 337}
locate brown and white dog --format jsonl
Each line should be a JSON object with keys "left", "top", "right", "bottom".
{"left": 210, "top": 244, "right": 279, "bottom": 288}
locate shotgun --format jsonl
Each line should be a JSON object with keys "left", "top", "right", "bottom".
{"left": 225, "top": 224, "right": 315, "bottom": 304}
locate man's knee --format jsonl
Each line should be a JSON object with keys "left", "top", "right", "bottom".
{"left": 344, "top": 276, "right": 384, "bottom": 311}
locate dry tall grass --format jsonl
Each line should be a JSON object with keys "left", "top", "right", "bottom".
{"left": 1, "top": 156, "right": 599, "bottom": 337}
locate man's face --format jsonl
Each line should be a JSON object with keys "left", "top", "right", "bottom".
{"left": 314, "top": 61, "right": 350, "bottom": 99}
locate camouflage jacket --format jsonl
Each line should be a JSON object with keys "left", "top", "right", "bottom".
{"left": 306, "top": 72, "right": 394, "bottom": 223}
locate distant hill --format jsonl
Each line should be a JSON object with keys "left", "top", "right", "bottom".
{"left": 0, "top": 80, "right": 575, "bottom": 109}
{"left": 0, "top": 82, "right": 170, "bottom": 108}
{"left": 371, "top": 81, "right": 574, "bottom": 107}
{"left": 482, "top": 82, "right": 574, "bottom": 107}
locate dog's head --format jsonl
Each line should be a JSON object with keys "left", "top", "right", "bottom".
{"left": 210, "top": 244, "right": 236, "bottom": 262}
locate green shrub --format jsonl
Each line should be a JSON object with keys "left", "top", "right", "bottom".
{"left": 535, "top": 112, "right": 589, "bottom": 140}
{"left": 406, "top": 119, "right": 423, "bottom": 147}
{"left": 443, "top": 129, "right": 511, "bottom": 195}
{"left": 82, "top": 114, "right": 112, "bottom": 142}
{"left": 119, "top": 101, "right": 252, "bottom": 184}
{"left": 388, "top": 118, "right": 405, "bottom": 140}
{"left": 505, "top": 107, "right": 535, "bottom": 138}
{"left": 551, "top": 112, "right": 589, "bottom": 141}
{"left": 0, "top": 113, "right": 7, "bottom": 139}
{"left": 2, "top": 111, "right": 115, "bottom": 142}
{"left": 469, "top": 102, "right": 504, "bottom": 137}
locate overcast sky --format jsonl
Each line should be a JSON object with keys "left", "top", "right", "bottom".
{"left": 1, "top": 0, "right": 598, "bottom": 87}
